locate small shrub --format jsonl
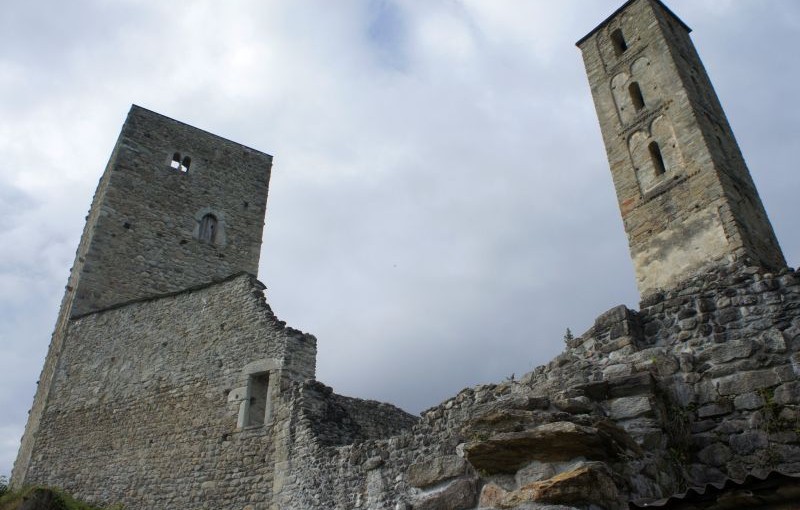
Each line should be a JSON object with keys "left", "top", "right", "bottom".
{"left": 0, "top": 475, "right": 8, "bottom": 498}
{"left": 0, "top": 485, "right": 123, "bottom": 510}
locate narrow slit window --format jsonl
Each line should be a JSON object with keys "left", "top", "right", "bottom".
{"left": 170, "top": 152, "right": 181, "bottom": 170}
{"left": 611, "top": 29, "right": 628, "bottom": 56}
{"left": 246, "top": 373, "right": 269, "bottom": 427}
{"left": 180, "top": 156, "right": 191, "bottom": 173}
{"left": 649, "top": 141, "right": 667, "bottom": 176}
{"left": 629, "top": 82, "right": 645, "bottom": 111}
{"left": 199, "top": 214, "right": 218, "bottom": 243}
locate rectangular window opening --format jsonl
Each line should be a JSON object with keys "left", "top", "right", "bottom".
{"left": 611, "top": 29, "right": 628, "bottom": 56}
{"left": 649, "top": 141, "right": 667, "bottom": 176}
{"left": 629, "top": 82, "right": 646, "bottom": 111}
{"left": 246, "top": 373, "right": 270, "bottom": 427}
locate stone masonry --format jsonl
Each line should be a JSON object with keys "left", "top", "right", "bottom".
{"left": 12, "top": 105, "right": 274, "bottom": 486}
{"left": 576, "top": 0, "right": 785, "bottom": 297}
{"left": 11, "top": 1, "right": 800, "bottom": 509}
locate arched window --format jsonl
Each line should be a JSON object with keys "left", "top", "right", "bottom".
{"left": 199, "top": 214, "right": 218, "bottom": 243}
{"left": 611, "top": 29, "right": 628, "bottom": 56}
{"left": 649, "top": 141, "right": 667, "bottom": 176}
{"left": 169, "top": 152, "right": 190, "bottom": 173}
{"left": 629, "top": 82, "right": 645, "bottom": 111}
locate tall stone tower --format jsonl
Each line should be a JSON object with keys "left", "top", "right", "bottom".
{"left": 12, "top": 105, "right": 273, "bottom": 486}
{"left": 66, "top": 104, "right": 272, "bottom": 317}
{"left": 577, "top": 0, "right": 785, "bottom": 296}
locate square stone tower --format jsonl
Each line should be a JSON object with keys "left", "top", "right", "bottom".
{"left": 66, "top": 105, "right": 272, "bottom": 317}
{"left": 12, "top": 105, "right": 273, "bottom": 486}
{"left": 577, "top": 0, "right": 785, "bottom": 296}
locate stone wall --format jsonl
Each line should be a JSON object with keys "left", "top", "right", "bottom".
{"left": 12, "top": 106, "right": 274, "bottom": 487}
{"left": 20, "top": 274, "right": 317, "bottom": 509}
{"left": 301, "top": 381, "right": 419, "bottom": 446}
{"left": 14, "top": 264, "right": 800, "bottom": 509}
{"left": 271, "top": 263, "right": 800, "bottom": 509}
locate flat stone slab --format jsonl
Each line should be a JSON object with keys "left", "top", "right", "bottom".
{"left": 464, "top": 421, "right": 631, "bottom": 473}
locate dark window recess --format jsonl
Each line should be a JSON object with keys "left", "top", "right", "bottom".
{"left": 170, "top": 152, "right": 190, "bottom": 173}
{"left": 199, "top": 214, "right": 218, "bottom": 243}
{"left": 611, "top": 29, "right": 628, "bottom": 56}
{"left": 649, "top": 141, "right": 667, "bottom": 176}
{"left": 629, "top": 82, "right": 646, "bottom": 111}
{"left": 247, "top": 373, "right": 269, "bottom": 427}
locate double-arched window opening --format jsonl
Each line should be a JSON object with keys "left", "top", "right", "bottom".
{"left": 170, "top": 152, "right": 191, "bottom": 173}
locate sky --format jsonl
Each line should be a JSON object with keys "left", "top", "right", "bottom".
{"left": 1, "top": 0, "right": 799, "bottom": 477}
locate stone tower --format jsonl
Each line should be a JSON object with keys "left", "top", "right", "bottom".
{"left": 65, "top": 104, "right": 272, "bottom": 317}
{"left": 577, "top": 0, "right": 785, "bottom": 296}
{"left": 12, "top": 105, "right": 273, "bottom": 486}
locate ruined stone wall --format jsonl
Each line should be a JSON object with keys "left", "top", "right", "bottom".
{"left": 301, "top": 381, "right": 418, "bottom": 447}
{"left": 272, "top": 264, "right": 800, "bottom": 509}
{"left": 21, "top": 274, "right": 317, "bottom": 509}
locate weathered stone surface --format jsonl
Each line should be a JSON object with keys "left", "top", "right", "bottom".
{"left": 697, "top": 443, "right": 732, "bottom": 467}
{"left": 607, "top": 396, "right": 652, "bottom": 420}
{"left": 733, "top": 392, "right": 764, "bottom": 410}
{"left": 493, "top": 463, "right": 619, "bottom": 509}
{"left": 410, "top": 478, "right": 476, "bottom": 510}
{"left": 715, "top": 369, "right": 781, "bottom": 396}
{"left": 464, "top": 422, "right": 629, "bottom": 473}
{"left": 774, "top": 382, "right": 800, "bottom": 405}
{"left": 697, "top": 400, "right": 734, "bottom": 418}
{"left": 729, "top": 431, "right": 769, "bottom": 455}
{"left": 552, "top": 396, "right": 593, "bottom": 414}
{"left": 515, "top": 461, "right": 558, "bottom": 486}
{"left": 407, "top": 456, "right": 467, "bottom": 488}
{"left": 607, "top": 372, "right": 654, "bottom": 398}
{"left": 706, "top": 340, "right": 753, "bottom": 364}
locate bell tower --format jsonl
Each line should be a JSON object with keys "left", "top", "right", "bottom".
{"left": 577, "top": 0, "right": 785, "bottom": 296}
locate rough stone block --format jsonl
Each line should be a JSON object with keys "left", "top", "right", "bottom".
{"left": 407, "top": 456, "right": 467, "bottom": 489}
{"left": 729, "top": 431, "right": 768, "bottom": 455}
{"left": 607, "top": 396, "right": 652, "bottom": 420}
{"left": 697, "top": 443, "right": 732, "bottom": 467}
{"left": 733, "top": 392, "right": 764, "bottom": 410}
{"left": 697, "top": 401, "right": 733, "bottom": 418}
{"left": 552, "top": 396, "right": 593, "bottom": 414}
{"left": 762, "top": 329, "right": 787, "bottom": 353}
{"left": 607, "top": 372, "right": 653, "bottom": 398}
{"left": 603, "top": 364, "right": 633, "bottom": 379}
{"left": 774, "top": 382, "right": 800, "bottom": 406}
{"left": 493, "top": 462, "right": 620, "bottom": 509}
{"left": 411, "top": 478, "right": 476, "bottom": 510}
{"left": 706, "top": 340, "right": 753, "bottom": 364}
{"left": 464, "top": 422, "right": 632, "bottom": 473}
{"left": 715, "top": 369, "right": 780, "bottom": 396}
